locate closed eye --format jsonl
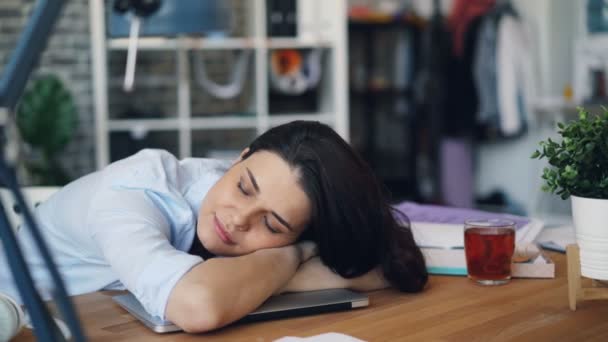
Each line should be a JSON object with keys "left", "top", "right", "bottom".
{"left": 264, "top": 216, "right": 280, "bottom": 234}
{"left": 238, "top": 178, "right": 251, "bottom": 196}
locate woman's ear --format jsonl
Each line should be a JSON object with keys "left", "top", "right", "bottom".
{"left": 232, "top": 147, "right": 250, "bottom": 166}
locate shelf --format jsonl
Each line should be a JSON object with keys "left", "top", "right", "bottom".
{"left": 91, "top": 0, "right": 348, "bottom": 168}
{"left": 269, "top": 113, "right": 334, "bottom": 126}
{"left": 348, "top": 17, "right": 423, "bottom": 30}
{"left": 107, "top": 37, "right": 257, "bottom": 50}
{"left": 108, "top": 118, "right": 180, "bottom": 131}
{"left": 107, "top": 114, "right": 334, "bottom": 132}
{"left": 108, "top": 116, "right": 260, "bottom": 131}
{"left": 190, "top": 116, "right": 257, "bottom": 130}
{"left": 107, "top": 37, "right": 335, "bottom": 51}
{"left": 532, "top": 96, "right": 606, "bottom": 121}
{"left": 578, "top": 35, "right": 608, "bottom": 52}
{"left": 266, "top": 38, "right": 333, "bottom": 49}
{"left": 350, "top": 87, "right": 412, "bottom": 96}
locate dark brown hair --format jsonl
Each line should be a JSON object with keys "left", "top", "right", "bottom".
{"left": 242, "top": 121, "right": 427, "bottom": 292}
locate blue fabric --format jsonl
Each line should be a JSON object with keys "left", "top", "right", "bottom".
{"left": 0, "top": 149, "right": 230, "bottom": 318}
{"left": 474, "top": 14, "right": 500, "bottom": 129}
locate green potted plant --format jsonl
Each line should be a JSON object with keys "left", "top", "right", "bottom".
{"left": 532, "top": 107, "right": 608, "bottom": 280}
{"left": 16, "top": 75, "right": 77, "bottom": 185}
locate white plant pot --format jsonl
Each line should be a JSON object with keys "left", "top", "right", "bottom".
{"left": 571, "top": 195, "right": 608, "bottom": 280}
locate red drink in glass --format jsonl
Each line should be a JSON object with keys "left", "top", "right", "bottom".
{"left": 464, "top": 219, "right": 515, "bottom": 285}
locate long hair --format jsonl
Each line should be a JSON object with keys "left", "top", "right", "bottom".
{"left": 242, "top": 121, "right": 427, "bottom": 292}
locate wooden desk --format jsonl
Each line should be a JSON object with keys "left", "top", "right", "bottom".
{"left": 15, "top": 252, "right": 608, "bottom": 341}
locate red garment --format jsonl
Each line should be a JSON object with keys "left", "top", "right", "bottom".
{"left": 448, "top": 0, "right": 495, "bottom": 56}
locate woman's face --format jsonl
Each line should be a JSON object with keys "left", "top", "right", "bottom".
{"left": 196, "top": 150, "right": 311, "bottom": 256}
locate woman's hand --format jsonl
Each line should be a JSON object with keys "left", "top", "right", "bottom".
{"left": 279, "top": 257, "right": 344, "bottom": 293}
{"left": 295, "top": 241, "right": 318, "bottom": 263}
{"left": 347, "top": 266, "right": 391, "bottom": 292}
{"left": 280, "top": 257, "right": 391, "bottom": 293}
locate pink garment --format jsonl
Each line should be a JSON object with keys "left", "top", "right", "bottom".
{"left": 448, "top": 0, "right": 495, "bottom": 57}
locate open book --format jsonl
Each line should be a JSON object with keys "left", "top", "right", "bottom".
{"left": 395, "top": 202, "right": 544, "bottom": 275}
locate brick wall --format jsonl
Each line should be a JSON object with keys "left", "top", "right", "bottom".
{"left": 0, "top": 0, "right": 248, "bottom": 184}
{"left": 1, "top": 0, "right": 95, "bottom": 183}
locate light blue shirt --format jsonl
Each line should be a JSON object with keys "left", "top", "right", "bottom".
{"left": 0, "top": 149, "right": 231, "bottom": 318}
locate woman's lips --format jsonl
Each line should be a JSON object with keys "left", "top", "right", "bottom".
{"left": 214, "top": 215, "right": 235, "bottom": 245}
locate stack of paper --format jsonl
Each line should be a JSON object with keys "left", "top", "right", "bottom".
{"left": 394, "top": 202, "right": 544, "bottom": 275}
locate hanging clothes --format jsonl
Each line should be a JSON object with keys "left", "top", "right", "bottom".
{"left": 473, "top": 11, "right": 500, "bottom": 139}
{"left": 496, "top": 13, "right": 534, "bottom": 137}
{"left": 413, "top": 4, "right": 452, "bottom": 203}
{"left": 439, "top": 0, "right": 496, "bottom": 208}
{"left": 440, "top": 14, "right": 485, "bottom": 208}
{"left": 444, "top": 15, "right": 484, "bottom": 137}
{"left": 448, "top": 0, "right": 496, "bottom": 57}
{"left": 473, "top": 3, "right": 534, "bottom": 139}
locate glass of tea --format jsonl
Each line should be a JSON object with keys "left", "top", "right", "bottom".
{"left": 464, "top": 219, "right": 516, "bottom": 285}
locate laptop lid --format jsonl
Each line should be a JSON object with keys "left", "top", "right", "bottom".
{"left": 113, "top": 289, "right": 369, "bottom": 333}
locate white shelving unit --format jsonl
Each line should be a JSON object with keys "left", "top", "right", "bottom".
{"left": 89, "top": 0, "right": 348, "bottom": 169}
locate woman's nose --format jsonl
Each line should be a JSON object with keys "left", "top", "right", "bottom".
{"left": 230, "top": 213, "right": 249, "bottom": 231}
{"left": 231, "top": 206, "right": 255, "bottom": 232}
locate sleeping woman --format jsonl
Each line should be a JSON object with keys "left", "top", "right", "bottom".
{"left": 0, "top": 120, "right": 427, "bottom": 332}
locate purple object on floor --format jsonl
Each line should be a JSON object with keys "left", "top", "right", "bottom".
{"left": 394, "top": 201, "right": 530, "bottom": 230}
{"left": 440, "top": 138, "right": 474, "bottom": 208}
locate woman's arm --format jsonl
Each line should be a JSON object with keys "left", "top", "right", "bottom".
{"left": 165, "top": 242, "right": 316, "bottom": 333}
{"left": 280, "top": 257, "right": 390, "bottom": 293}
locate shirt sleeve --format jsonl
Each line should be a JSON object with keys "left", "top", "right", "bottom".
{"left": 87, "top": 187, "right": 203, "bottom": 319}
